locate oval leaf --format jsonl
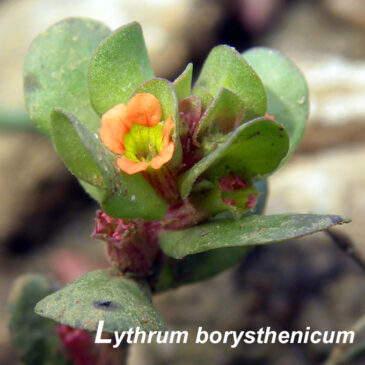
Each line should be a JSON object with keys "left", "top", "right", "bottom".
{"left": 193, "top": 86, "right": 214, "bottom": 112}
{"left": 88, "top": 22, "right": 154, "bottom": 115}
{"left": 173, "top": 63, "right": 193, "bottom": 101}
{"left": 243, "top": 47, "right": 309, "bottom": 166}
{"left": 160, "top": 214, "right": 351, "bottom": 259}
{"left": 51, "top": 108, "right": 105, "bottom": 187}
{"left": 194, "top": 45, "right": 267, "bottom": 122}
{"left": 179, "top": 117, "right": 289, "bottom": 198}
{"left": 8, "top": 275, "right": 67, "bottom": 365}
{"left": 24, "top": 17, "right": 111, "bottom": 136}
{"left": 35, "top": 269, "right": 166, "bottom": 333}
{"left": 194, "top": 87, "right": 245, "bottom": 142}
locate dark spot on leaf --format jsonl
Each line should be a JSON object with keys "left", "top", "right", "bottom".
{"left": 93, "top": 300, "right": 118, "bottom": 311}
{"left": 24, "top": 73, "right": 42, "bottom": 93}
{"left": 247, "top": 132, "right": 260, "bottom": 140}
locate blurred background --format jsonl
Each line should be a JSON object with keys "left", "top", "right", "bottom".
{"left": 1, "top": 0, "right": 365, "bottom": 364}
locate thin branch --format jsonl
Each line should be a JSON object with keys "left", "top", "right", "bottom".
{"left": 324, "top": 314, "right": 365, "bottom": 365}
{"left": 323, "top": 229, "right": 365, "bottom": 364}
{"left": 325, "top": 229, "right": 365, "bottom": 272}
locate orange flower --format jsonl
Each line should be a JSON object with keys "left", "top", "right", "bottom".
{"left": 100, "top": 93, "right": 175, "bottom": 175}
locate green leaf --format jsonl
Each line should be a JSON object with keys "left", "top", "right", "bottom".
{"left": 194, "top": 87, "right": 245, "bottom": 142}
{"left": 24, "top": 17, "right": 111, "bottom": 136}
{"left": 65, "top": 108, "right": 167, "bottom": 220}
{"left": 156, "top": 247, "right": 249, "bottom": 292}
{"left": 179, "top": 117, "right": 289, "bottom": 198}
{"left": 243, "top": 47, "right": 309, "bottom": 166}
{"left": 194, "top": 45, "right": 267, "bottom": 122}
{"left": 160, "top": 214, "right": 351, "bottom": 259}
{"left": 193, "top": 86, "right": 214, "bottom": 112}
{"left": 51, "top": 108, "right": 105, "bottom": 187}
{"left": 88, "top": 22, "right": 154, "bottom": 116}
{"left": 173, "top": 63, "right": 193, "bottom": 101}
{"left": 35, "top": 269, "right": 166, "bottom": 333}
{"left": 79, "top": 180, "right": 106, "bottom": 203}
{"left": 156, "top": 180, "right": 268, "bottom": 292}
{"left": 8, "top": 274, "right": 67, "bottom": 365}
{"left": 132, "top": 78, "right": 182, "bottom": 167}
{"left": 132, "top": 78, "right": 178, "bottom": 123}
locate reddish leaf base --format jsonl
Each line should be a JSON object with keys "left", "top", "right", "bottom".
{"left": 57, "top": 325, "right": 127, "bottom": 365}
{"left": 92, "top": 210, "right": 161, "bottom": 276}
{"left": 56, "top": 325, "right": 97, "bottom": 365}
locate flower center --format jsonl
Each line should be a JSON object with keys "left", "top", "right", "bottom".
{"left": 123, "top": 123, "right": 163, "bottom": 162}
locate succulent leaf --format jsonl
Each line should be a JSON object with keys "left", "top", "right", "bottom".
{"left": 160, "top": 214, "right": 351, "bottom": 259}
{"left": 193, "top": 87, "right": 245, "bottom": 144}
{"left": 24, "top": 17, "right": 111, "bottom": 136}
{"left": 88, "top": 22, "right": 155, "bottom": 115}
{"left": 173, "top": 63, "right": 193, "bottom": 101}
{"left": 8, "top": 275, "right": 68, "bottom": 365}
{"left": 243, "top": 47, "right": 309, "bottom": 166}
{"left": 51, "top": 108, "right": 105, "bottom": 188}
{"left": 194, "top": 45, "right": 267, "bottom": 122}
{"left": 35, "top": 269, "right": 166, "bottom": 333}
{"left": 179, "top": 117, "right": 289, "bottom": 198}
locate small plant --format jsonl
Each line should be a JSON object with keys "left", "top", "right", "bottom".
{"left": 8, "top": 17, "right": 349, "bottom": 364}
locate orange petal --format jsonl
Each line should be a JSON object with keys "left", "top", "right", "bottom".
{"left": 100, "top": 104, "right": 131, "bottom": 154}
{"left": 127, "top": 93, "right": 162, "bottom": 127}
{"left": 264, "top": 112, "right": 275, "bottom": 120}
{"left": 117, "top": 157, "right": 148, "bottom": 175}
{"left": 150, "top": 142, "right": 175, "bottom": 170}
{"left": 162, "top": 115, "right": 174, "bottom": 146}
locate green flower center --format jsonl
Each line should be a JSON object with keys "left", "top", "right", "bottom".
{"left": 124, "top": 123, "right": 163, "bottom": 162}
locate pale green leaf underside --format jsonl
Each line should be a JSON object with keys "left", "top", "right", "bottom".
{"left": 243, "top": 47, "right": 309, "bottom": 167}
{"left": 35, "top": 269, "right": 166, "bottom": 333}
{"left": 160, "top": 214, "right": 350, "bottom": 259}
{"left": 51, "top": 108, "right": 105, "bottom": 187}
{"left": 79, "top": 180, "right": 106, "bottom": 203}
